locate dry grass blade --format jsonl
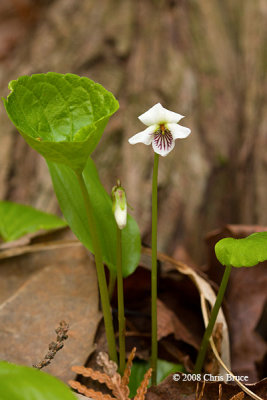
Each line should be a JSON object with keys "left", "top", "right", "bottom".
{"left": 195, "top": 382, "right": 200, "bottom": 400}
{"left": 69, "top": 380, "right": 116, "bottom": 400}
{"left": 71, "top": 366, "right": 114, "bottom": 390}
{"left": 208, "top": 334, "right": 264, "bottom": 400}
{"left": 134, "top": 367, "right": 152, "bottom": 400}
{"left": 218, "top": 383, "right": 222, "bottom": 400}
{"left": 122, "top": 347, "right": 136, "bottom": 388}
{"left": 195, "top": 381, "right": 205, "bottom": 400}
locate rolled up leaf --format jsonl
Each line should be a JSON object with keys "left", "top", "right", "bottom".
{"left": 3, "top": 73, "right": 119, "bottom": 172}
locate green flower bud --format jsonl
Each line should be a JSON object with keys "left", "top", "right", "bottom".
{"left": 111, "top": 180, "right": 127, "bottom": 230}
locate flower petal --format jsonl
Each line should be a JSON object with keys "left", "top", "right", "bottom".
{"left": 139, "top": 103, "right": 184, "bottom": 126}
{"left": 114, "top": 206, "right": 127, "bottom": 230}
{"left": 128, "top": 124, "right": 157, "bottom": 145}
{"left": 152, "top": 131, "right": 175, "bottom": 157}
{"left": 167, "top": 123, "right": 191, "bottom": 139}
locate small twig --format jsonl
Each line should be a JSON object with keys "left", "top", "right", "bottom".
{"left": 33, "top": 320, "right": 69, "bottom": 369}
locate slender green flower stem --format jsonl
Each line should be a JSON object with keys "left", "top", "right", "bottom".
{"left": 194, "top": 265, "right": 232, "bottom": 374}
{"left": 108, "top": 272, "right": 117, "bottom": 300}
{"left": 116, "top": 226, "right": 126, "bottom": 374}
{"left": 76, "top": 171, "right": 118, "bottom": 364}
{"left": 151, "top": 153, "right": 159, "bottom": 385}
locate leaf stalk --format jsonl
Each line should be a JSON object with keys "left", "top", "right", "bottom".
{"left": 194, "top": 265, "right": 232, "bottom": 373}
{"left": 76, "top": 171, "right": 118, "bottom": 364}
{"left": 116, "top": 226, "right": 126, "bottom": 374}
{"left": 151, "top": 153, "right": 159, "bottom": 385}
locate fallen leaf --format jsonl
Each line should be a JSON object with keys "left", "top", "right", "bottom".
{"left": 141, "top": 248, "right": 231, "bottom": 377}
{"left": 157, "top": 299, "right": 199, "bottom": 349}
{"left": 146, "top": 374, "right": 267, "bottom": 400}
{"left": 0, "top": 231, "right": 101, "bottom": 383}
{"left": 0, "top": 228, "right": 79, "bottom": 304}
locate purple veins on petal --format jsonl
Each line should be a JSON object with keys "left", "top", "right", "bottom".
{"left": 153, "top": 129, "right": 173, "bottom": 151}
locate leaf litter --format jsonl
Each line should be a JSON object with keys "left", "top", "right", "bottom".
{"left": 0, "top": 224, "right": 266, "bottom": 398}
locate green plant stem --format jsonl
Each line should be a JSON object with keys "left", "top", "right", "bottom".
{"left": 108, "top": 272, "right": 117, "bottom": 300}
{"left": 194, "top": 265, "right": 232, "bottom": 374}
{"left": 76, "top": 171, "right": 118, "bottom": 364}
{"left": 151, "top": 153, "right": 159, "bottom": 385}
{"left": 116, "top": 226, "right": 125, "bottom": 375}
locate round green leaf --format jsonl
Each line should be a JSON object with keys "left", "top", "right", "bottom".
{"left": 0, "top": 201, "right": 67, "bottom": 242}
{"left": 0, "top": 361, "right": 76, "bottom": 400}
{"left": 215, "top": 232, "right": 267, "bottom": 267}
{"left": 47, "top": 157, "right": 141, "bottom": 277}
{"left": 3, "top": 73, "right": 119, "bottom": 172}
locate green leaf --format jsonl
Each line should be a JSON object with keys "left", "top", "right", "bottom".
{"left": 47, "top": 158, "right": 141, "bottom": 277}
{"left": 215, "top": 232, "right": 267, "bottom": 267}
{"left": 129, "top": 359, "right": 184, "bottom": 397}
{"left": 0, "top": 201, "right": 67, "bottom": 242}
{"left": 3, "top": 73, "right": 119, "bottom": 172}
{"left": 0, "top": 361, "right": 76, "bottom": 400}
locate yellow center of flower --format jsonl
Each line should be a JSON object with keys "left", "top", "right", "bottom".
{"left": 160, "top": 124, "right": 166, "bottom": 135}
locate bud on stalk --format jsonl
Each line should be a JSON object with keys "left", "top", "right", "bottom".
{"left": 111, "top": 180, "right": 127, "bottom": 230}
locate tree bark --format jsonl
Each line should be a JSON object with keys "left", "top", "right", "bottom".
{"left": 0, "top": 0, "right": 266, "bottom": 263}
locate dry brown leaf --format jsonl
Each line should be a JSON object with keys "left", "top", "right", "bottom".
{"left": 121, "top": 255, "right": 207, "bottom": 366}
{"left": 142, "top": 247, "right": 231, "bottom": 376}
{"left": 146, "top": 374, "right": 267, "bottom": 400}
{"left": 0, "top": 232, "right": 101, "bottom": 382}
{"left": 157, "top": 298, "right": 199, "bottom": 349}
{"left": 150, "top": 250, "right": 262, "bottom": 399}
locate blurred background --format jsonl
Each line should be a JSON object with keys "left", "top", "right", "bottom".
{"left": 0, "top": 0, "right": 266, "bottom": 265}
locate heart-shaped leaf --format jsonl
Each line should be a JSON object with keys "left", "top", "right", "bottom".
{"left": 0, "top": 362, "right": 76, "bottom": 400}
{"left": 0, "top": 201, "right": 67, "bottom": 242}
{"left": 215, "top": 232, "right": 267, "bottom": 267}
{"left": 3, "top": 73, "right": 119, "bottom": 172}
{"left": 47, "top": 157, "right": 141, "bottom": 277}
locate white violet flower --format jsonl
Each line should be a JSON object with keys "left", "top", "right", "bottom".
{"left": 128, "top": 103, "right": 191, "bottom": 156}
